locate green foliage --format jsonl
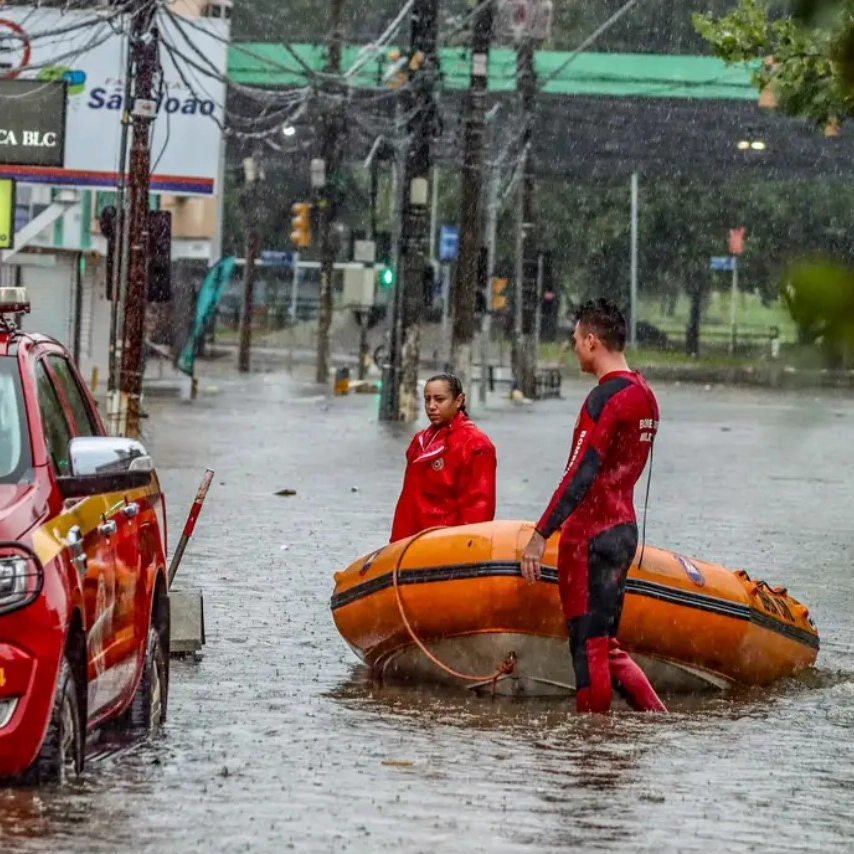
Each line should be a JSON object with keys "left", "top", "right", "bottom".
{"left": 781, "top": 258, "right": 854, "bottom": 361}
{"left": 692, "top": 0, "right": 854, "bottom": 126}
{"left": 693, "top": 0, "right": 854, "bottom": 362}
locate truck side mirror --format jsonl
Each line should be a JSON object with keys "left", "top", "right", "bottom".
{"left": 56, "top": 436, "right": 154, "bottom": 500}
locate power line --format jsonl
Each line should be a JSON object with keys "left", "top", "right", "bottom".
{"left": 536, "top": 0, "right": 644, "bottom": 91}
{"left": 157, "top": 36, "right": 307, "bottom": 140}
{"left": 345, "top": 0, "right": 414, "bottom": 81}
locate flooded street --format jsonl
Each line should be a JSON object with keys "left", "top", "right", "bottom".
{"left": 3, "top": 363, "right": 854, "bottom": 853}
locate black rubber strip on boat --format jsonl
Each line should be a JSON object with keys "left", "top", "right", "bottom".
{"left": 329, "top": 561, "right": 820, "bottom": 651}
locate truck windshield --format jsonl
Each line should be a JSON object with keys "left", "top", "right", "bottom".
{"left": 0, "top": 356, "right": 33, "bottom": 484}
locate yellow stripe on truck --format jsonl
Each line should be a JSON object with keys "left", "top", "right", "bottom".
{"left": 30, "top": 484, "right": 160, "bottom": 567}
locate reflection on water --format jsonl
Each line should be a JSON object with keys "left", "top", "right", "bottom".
{"left": 326, "top": 659, "right": 841, "bottom": 727}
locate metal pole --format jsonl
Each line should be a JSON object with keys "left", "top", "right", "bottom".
{"left": 479, "top": 164, "right": 499, "bottom": 406}
{"left": 729, "top": 256, "right": 738, "bottom": 355}
{"left": 238, "top": 224, "right": 257, "bottom": 373}
{"left": 73, "top": 252, "right": 83, "bottom": 364}
{"left": 513, "top": 177, "right": 523, "bottom": 386}
{"left": 534, "top": 251, "right": 544, "bottom": 357}
{"left": 451, "top": 0, "right": 493, "bottom": 402}
{"left": 357, "top": 310, "right": 369, "bottom": 380}
{"left": 515, "top": 38, "right": 538, "bottom": 399}
{"left": 378, "top": 109, "right": 404, "bottom": 422}
{"left": 107, "top": 31, "right": 135, "bottom": 406}
{"left": 630, "top": 171, "right": 638, "bottom": 349}
{"left": 429, "top": 165, "right": 439, "bottom": 266}
{"left": 119, "top": 2, "right": 157, "bottom": 440}
{"left": 315, "top": 0, "right": 346, "bottom": 385}
{"left": 440, "top": 261, "right": 451, "bottom": 368}
{"left": 289, "top": 251, "right": 300, "bottom": 321}
{"left": 396, "top": 0, "right": 440, "bottom": 422}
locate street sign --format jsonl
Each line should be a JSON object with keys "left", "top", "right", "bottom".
{"left": 260, "top": 250, "right": 293, "bottom": 267}
{"left": 0, "top": 178, "right": 14, "bottom": 249}
{"left": 497, "top": 0, "right": 554, "bottom": 41}
{"left": 438, "top": 225, "right": 459, "bottom": 262}
{"left": 0, "top": 18, "right": 31, "bottom": 78}
{"left": 0, "top": 79, "right": 67, "bottom": 167}
{"left": 710, "top": 256, "right": 735, "bottom": 271}
{"left": 729, "top": 227, "right": 746, "bottom": 256}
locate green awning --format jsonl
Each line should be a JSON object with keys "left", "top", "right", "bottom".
{"left": 227, "top": 43, "right": 759, "bottom": 101}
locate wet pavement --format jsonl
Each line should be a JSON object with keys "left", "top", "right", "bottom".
{"left": 3, "top": 358, "right": 854, "bottom": 853}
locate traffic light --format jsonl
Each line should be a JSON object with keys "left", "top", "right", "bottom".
{"left": 147, "top": 210, "right": 172, "bottom": 303}
{"left": 99, "top": 205, "right": 117, "bottom": 300}
{"left": 384, "top": 49, "right": 408, "bottom": 89}
{"left": 491, "top": 277, "right": 508, "bottom": 312}
{"left": 290, "top": 202, "right": 311, "bottom": 249}
{"left": 379, "top": 266, "right": 395, "bottom": 288}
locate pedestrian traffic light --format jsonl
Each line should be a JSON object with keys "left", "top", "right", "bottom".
{"left": 290, "top": 202, "right": 311, "bottom": 249}
{"left": 379, "top": 266, "right": 394, "bottom": 288}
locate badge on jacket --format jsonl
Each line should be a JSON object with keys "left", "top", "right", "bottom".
{"left": 432, "top": 457, "right": 444, "bottom": 471}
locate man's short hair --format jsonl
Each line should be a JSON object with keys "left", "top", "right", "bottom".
{"left": 574, "top": 298, "right": 627, "bottom": 352}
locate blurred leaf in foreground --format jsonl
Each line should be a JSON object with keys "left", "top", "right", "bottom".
{"left": 781, "top": 258, "right": 854, "bottom": 364}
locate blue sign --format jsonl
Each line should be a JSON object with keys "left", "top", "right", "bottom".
{"left": 260, "top": 250, "right": 293, "bottom": 268}
{"left": 439, "top": 225, "right": 459, "bottom": 262}
{"left": 710, "top": 256, "right": 735, "bottom": 271}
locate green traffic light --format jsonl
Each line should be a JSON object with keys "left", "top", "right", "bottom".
{"left": 380, "top": 267, "right": 394, "bottom": 287}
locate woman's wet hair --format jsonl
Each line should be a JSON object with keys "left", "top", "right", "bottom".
{"left": 426, "top": 373, "right": 467, "bottom": 414}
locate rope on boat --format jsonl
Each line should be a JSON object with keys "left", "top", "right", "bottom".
{"left": 391, "top": 528, "right": 517, "bottom": 692}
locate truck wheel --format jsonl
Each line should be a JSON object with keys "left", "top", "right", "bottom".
{"left": 128, "top": 628, "right": 168, "bottom": 731}
{"left": 24, "top": 657, "right": 83, "bottom": 785}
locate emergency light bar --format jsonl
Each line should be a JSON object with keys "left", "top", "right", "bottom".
{"left": 0, "top": 288, "right": 30, "bottom": 314}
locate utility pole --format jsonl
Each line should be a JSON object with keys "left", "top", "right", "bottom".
{"left": 315, "top": 0, "right": 346, "bottom": 385}
{"left": 119, "top": 1, "right": 158, "bottom": 440}
{"left": 378, "top": 98, "right": 406, "bottom": 422}
{"left": 451, "top": 0, "right": 493, "bottom": 409}
{"left": 105, "top": 38, "right": 135, "bottom": 433}
{"left": 396, "top": 0, "right": 440, "bottom": 422}
{"left": 237, "top": 231, "right": 257, "bottom": 372}
{"left": 238, "top": 155, "right": 261, "bottom": 373}
{"left": 513, "top": 37, "right": 538, "bottom": 400}
{"left": 478, "top": 164, "right": 500, "bottom": 406}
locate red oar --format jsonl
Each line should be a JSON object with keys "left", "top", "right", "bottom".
{"left": 168, "top": 469, "right": 214, "bottom": 588}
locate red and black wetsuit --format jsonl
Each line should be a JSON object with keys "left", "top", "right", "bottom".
{"left": 391, "top": 412, "right": 497, "bottom": 543}
{"left": 535, "top": 371, "right": 666, "bottom": 713}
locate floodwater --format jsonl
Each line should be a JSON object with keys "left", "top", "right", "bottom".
{"left": 2, "top": 360, "right": 854, "bottom": 853}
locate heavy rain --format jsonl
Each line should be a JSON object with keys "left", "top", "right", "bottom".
{"left": 2, "top": 0, "right": 854, "bottom": 852}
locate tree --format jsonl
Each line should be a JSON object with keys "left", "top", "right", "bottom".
{"left": 693, "top": 0, "right": 854, "bottom": 127}
{"left": 694, "top": 0, "right": 854, "bottom": 362}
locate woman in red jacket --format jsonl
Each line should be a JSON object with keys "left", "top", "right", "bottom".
{"left": 390, "top": 374, "right": 497, "bottom": 543}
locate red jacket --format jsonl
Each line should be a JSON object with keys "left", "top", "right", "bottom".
{"left": 390, "top": 412, "right": 497, "bottom": 542}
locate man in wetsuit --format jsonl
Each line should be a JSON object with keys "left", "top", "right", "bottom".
{"left": 520, "top": 299, "right": 667, "bottom": 714}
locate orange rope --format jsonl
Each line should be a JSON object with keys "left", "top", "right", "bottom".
{"left": 391, "top": 528, "right": 517, "bottom": 687}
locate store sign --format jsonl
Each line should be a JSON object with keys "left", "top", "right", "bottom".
{"left": 0, "top": 7, "right": 228, "bottom": 196}
{"left": 0, "top": 80, "right": 67, "bottom": 167}
{"left": 0, "top": 179, "right": 14, "bottom": 249}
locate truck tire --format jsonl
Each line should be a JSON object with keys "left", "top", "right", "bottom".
{"left": 24, "top": 657, "right": 83, "bottom": 785}
{"left": 127, "top": 627, "right": 168, "bottom": 731}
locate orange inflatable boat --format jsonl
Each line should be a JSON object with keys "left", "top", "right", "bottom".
{"left": 330, "top": 521, "right": 819, "bottom": 697}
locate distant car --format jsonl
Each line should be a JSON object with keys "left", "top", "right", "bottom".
{"left": 0, "top": 287, "right": 170, "bottom": 784}
{"left": 636, "top": 321, "right": 670, "bottom": 349}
